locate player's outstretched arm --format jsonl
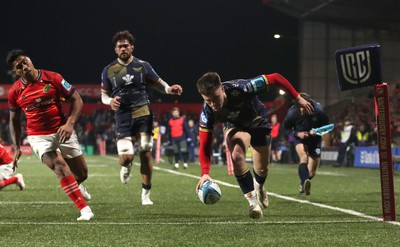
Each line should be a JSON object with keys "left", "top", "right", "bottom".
{"left": 294, "top": 95, "right": 314, "bottom": 115}
{"left": 153, "top": 79, "right": 183, "bottom": 95}
{"left": 196, "top": 130, "right": 213, "bottom": 193}
{"left": 264, "top": 73, "right": 314, "bottom": 114}
{"left": 167, "top": 84, "right": 183, "bottom": 95}
{"left": 9, "top": 109, "right": 22, "bottom": 171}
{"left": 196, "top": 174, "right": 214, "bottom": 193}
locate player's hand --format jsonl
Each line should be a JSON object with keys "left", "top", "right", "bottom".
{"left": 196, "top": 174, "right": 214, "bottom": 194}
{"left": 110, "top": 96, "right": 121, "bottom": 110}
{"left": 297, "top": 131, "right": 309, "bottom": 139}
{"left": 168, "top": 84, "right": 183, "bottom": 95}
{"left": 295, "top": 95, "right": 314, "bottom": 114}
{"left": 309, "top": 129, "right": 316, "bottom": 136}
{"left": 13, "top": 147, "right": 21, "bottom": 172}
{"left": 57, "top": 123, "right": 74, "bottom": 143}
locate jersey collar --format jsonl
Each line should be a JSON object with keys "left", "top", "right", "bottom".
{"left": 21, "top": 69, "right": 41, "bottom": 85}
{"left": 117, "top": 56, "right": 134, "bottom": 66}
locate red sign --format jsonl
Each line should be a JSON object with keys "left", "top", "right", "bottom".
{"left": 3, "top": 145, "right": 33, "bottom": 155}
{"left": 74, "top": 84, "right": 101, "bottom": 98}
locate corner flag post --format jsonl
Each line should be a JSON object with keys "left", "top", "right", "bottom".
{"left": 335, "top": 44, "right": 396, "bottom": 221}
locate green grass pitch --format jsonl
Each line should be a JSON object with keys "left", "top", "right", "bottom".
{"left": 1, "top": 155, "right": 400, "bottom": 246}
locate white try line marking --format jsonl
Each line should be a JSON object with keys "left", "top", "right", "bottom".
{"left": 2, "top": 156, "right": 397, "bottom": 226}
{"left": 0, "top": 219, "right": 376, "bottom": 226}
{"left": 101, "top": 156, "right": 400, "bottom": 226}
{"left": 0, "top": 201, "right": 69, "bottom": 205}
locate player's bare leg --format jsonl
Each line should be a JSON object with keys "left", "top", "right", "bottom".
{"left": 117, "top": 137, "right": 135, "bottom": 184}
{"left": 65, "top": 155, "right": 91, "bottom": 200}
{"left": 296, "top": 144, "right": 311, "bottom": 195}
{"left": 42, "top": 151, "right": 93, "bottom": 220}
{"left": 140, "top": 150, "right": 153, "bottom": 205}
{"left": 119, "top": 154, "right": 134, "bottom": 184}
{"left": 139, "top": 133, "right": 154, "bottom": 205}
{"left": 227, "top": 129, "right": 262, "bottom": 219}
{"left": 252, "top": 144, "right": 270, "bottom": 208}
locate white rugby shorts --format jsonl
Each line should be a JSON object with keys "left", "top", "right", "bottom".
{"left": 27, "top": 131, "right": 82, "bottom": 160}
{"left": 0, "top": 162, "right": 14, "bottom": 180}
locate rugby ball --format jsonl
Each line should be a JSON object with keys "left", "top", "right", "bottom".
{"left": 198, "top": 181, "right": 221, "bottom": 205}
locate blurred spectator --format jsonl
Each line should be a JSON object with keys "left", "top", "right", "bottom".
{"left": 270, "top": 114, "right": 281, "bottom": 163}
{"left": 356, "top": 122, "right": 372, "bottom": 146}
{"left": 187, "top": 119, "right": 199, "bottom": 164}
{"left": 335, "top": 119, "right": 357, "bottom": 167}
{"left": 167, "top": 107, "right": 189, "bottom": 169}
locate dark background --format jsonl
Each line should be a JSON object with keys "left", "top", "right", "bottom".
{"left": 0, "top": 0, "right": 299, "bottom": 103}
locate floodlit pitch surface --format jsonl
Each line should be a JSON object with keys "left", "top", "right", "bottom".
{"left": 1, "top": 155, "right": 399, "bottom": 246}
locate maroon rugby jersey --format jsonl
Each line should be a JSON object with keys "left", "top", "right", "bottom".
{"left": 8, "top": 70, "right": 75, "bottom": 135}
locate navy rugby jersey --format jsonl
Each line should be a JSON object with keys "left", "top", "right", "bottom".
{"left": 101, "top": 57, "right": 160, "bottom": 110}
{"left": 199, "top": 77, "right": 270, "bottom": 131}
{"left": 283, "top": 99, "right": 329, "bottom": 138}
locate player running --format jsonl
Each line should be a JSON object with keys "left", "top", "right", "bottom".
{"left": 101, "top": 30, "right": 183, "bottom": 205}
{"left": 7, "top": 49, "right": 93, "bottom": 221}
{"left": 0, "top": 144, "right": 25, "bottom": 191}
{"left": 195, "top": 72, "right": 313, "bottom": 219}
{"left": 283, "top": 92, "right": 330, "bottom": 195}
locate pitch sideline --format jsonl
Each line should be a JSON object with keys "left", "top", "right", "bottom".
{"left": 122, "top": 157, "right": 399, "bottom": 226}
{"left": 1, "top": 156, "right": 397, "bottom": 226}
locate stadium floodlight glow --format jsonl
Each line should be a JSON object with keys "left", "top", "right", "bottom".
{"left": 273, "top": 34, "right": 281, "bottom": 39}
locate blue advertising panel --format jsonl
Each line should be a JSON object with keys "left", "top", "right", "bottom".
{"left": 354, "top": 146, "right": 400, "bottom": 170}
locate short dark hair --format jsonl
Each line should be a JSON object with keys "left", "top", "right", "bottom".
{"left": 112, "top": 30, "right": 135, "bottom": 46}
{"left": 6, "top": 49, "right": 27, "bottom": 67}
{"left": 196, "top": 72, "right": 222, "bottom": 96}
{"left": 299, "top": 92, "right": 312, "bottom": 102}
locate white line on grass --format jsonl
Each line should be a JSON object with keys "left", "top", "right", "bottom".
{"left": 5, "top": 156, "right": 397, "bottom": 226}
{"left": 102, "top": 156, "right": 400, "bottom": 226}
{"left": 0, "top": 201, "right": 69, "bottom": 204}
{"left": 0, "top": 219, "right": 376, "bottom": 226}
{"left": 317, "top": 171, "right": 346, "bottom": 176}
{"left": 155, "top": 164, "right": 400, "bottom": 226}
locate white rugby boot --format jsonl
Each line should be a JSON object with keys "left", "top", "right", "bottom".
{"left": 79, "top": 184, "right": 91, "bottom": 201}
{"left": 141, "top": 188, "right": 154, "bottom": 205}
{"left": 77, "top": 206, "right": 94, "bottom": 221}
{"left": 15, "top": 173, "right": 25, "bottom": 190}
{"left": 253, "top": 178, "right": 269, "bottom": 208}
{"left": 249, "top": 203, "right": 263, "bottom": 219}
{"left": 120, "top": 166, "right": 132, "bottom": 184}
{"left": 303, "top": 179, "right": 311, "bottom": 196}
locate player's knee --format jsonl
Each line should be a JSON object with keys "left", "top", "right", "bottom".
{"left": 231, "top": 150, "right": 245, "bottom": 164}
{"left": 139, "top": 135, "right": 153, "bottom": 151}
{"left": 120, "top": 155, "right": 133, "bottom": 166}
{"left": 254, "top": 167, "right": 268, "bottom": 177}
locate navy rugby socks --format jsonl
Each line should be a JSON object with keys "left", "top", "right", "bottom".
{"left": 253, "top": 169, "right": 267, "bottom": 186}
{"left": 298, "top": 163, "right": 309, "bottom": 184}
{"left": 235, "top": 170, "right": 254, "bottom": 194}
